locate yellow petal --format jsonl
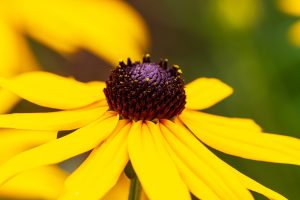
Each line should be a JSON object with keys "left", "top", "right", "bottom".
{"left": 0, "top": 71, "right": 104, "bottom": 109}
{"left": 160, "top": 120, "right": 253, "bottom": 200}
{"left": 181, "top": 109, "right": 262, "bottom": 133}
{"left": 0, "top": 20, "right": 20, "bottom": 77}
{"left": 0, "top": 129, "right": 57, "bottom": 163}
{"left": 0, "top": 166, "right": 67, "bottom": 200}
{"left": 185, "top": 78, "right": 233, "bottom": 110}
{"left": 0, "top": 18, "right": 37, "bottom": 77}
{"left": 0, "top": 89, "right": 19, "bottom": 114}
{"left": 128, "top": 121, "right": 190, "bottom": 200}
{"left": 102, "top": 173, "right": 130, "bottom": 200}
{"left": 87, "top": 81, "right": 106, "bottom": 100}
{"left": 0, "top": 112, "right": 119, "bottom": 184}
{"left": 16, "top": 0, "right": 149, "bottom": 64}
{"left": 163, "top": 119, "right": 286, "bottom": 200}
{"left": 277, "top": 0, "right": 300, "bottom": 16}
{"left": 0, "top": 105, "right": 107, "bottom": 131}
{"left": 180, "top": 110, "right": 300, "bottom": 165}
{"left": 102, "top": 173, "right": 148, "bottom": 200}
{"left": 232, "top": 168, "right": 287, "bottom": 200}
{"left": 60, "top": 120, "right": 130, "bottom": 200}
{"left": 157, "top": 126, "right": 221, "bottom": 200}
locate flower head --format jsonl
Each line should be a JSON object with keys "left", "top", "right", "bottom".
{"left": 0, "top": 55, "right": 299, "bottom": 199}
{"left": 104, "top": 56, "right": 186, "bottom": 120}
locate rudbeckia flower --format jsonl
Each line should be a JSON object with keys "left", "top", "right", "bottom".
{"left": 0, "top": 55, "right": 299, "bottom": 200}
{"left": 278, "top": 0, "right": 300, "bottom": 46}
{"left": 0, "top": 0, "right": 149, "bottom": 113}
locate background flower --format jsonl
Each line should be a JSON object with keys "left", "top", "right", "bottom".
{"left": 277, "top": 0, "right": 300, "bottom": 46}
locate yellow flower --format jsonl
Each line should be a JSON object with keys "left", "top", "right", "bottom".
{"left": 278, "top": 0, "right": 300, "bottom": 46}
{"left": 0, "top": 55, "right": 298, "bottom": 200}
{"left": 0, "top": 0, "right": 149, "bottom": 113}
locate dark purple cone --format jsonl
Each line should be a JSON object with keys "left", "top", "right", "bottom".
{"left": 104, "top": 55, "right": 186, "bottom": 121}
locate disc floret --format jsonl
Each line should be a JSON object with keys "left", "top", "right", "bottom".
{"left": 104, "top": 55, "right": 186, "bottom": 121}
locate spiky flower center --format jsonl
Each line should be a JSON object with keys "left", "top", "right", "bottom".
{"left": 104, "top": 55, "right": 186, "bottom": 120}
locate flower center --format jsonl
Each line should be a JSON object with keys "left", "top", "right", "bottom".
{"left": 104, "top": 55, "right": 186, "bottom": 120}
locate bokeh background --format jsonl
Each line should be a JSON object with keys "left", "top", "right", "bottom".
{"left": 5, "top": 0, "right": 300, "bottom": 199}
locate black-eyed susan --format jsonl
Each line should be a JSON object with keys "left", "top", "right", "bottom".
{"left": 0, "top": 55, "right": 299, "bottom": 199}
{"left": 0, "top": 0, "right": 149, "bottom": 113}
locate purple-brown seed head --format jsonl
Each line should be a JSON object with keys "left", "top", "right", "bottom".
{"left": 104, "top": 55, "right": 186, "bottom": 121}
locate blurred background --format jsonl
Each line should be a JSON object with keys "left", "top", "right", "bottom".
{"left": 2, "top": 0, "right": 300, "bottom": 199}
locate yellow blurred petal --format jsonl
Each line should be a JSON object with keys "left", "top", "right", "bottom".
{"left": 0, "top": 20, "right": 20, "bottom": 77}
{"left": 102, "top": 173, "right": 130, "bottom": 200}
{"left": 0, "top": 166, "right": 67, "bottom": 200}
{"left": 128, "top": 121, "right": 190, "bottom": 200}
{"left": 0, "top": 20, "right": 38, "bottom": 114}
{"left": 0, "top": 18, "right": 37, "bottom": 76}
{"left": 0, "top": 71, "right": 103, "bottom": 109}
{"left": 16, "top": 0, "right": 149, "bottom": 64}
{"left": 278, "top": 0, "right": 300, "bottom": 16}
{"left": 288, "top": 20, "right": 300, "bottom": 47}
{"left": 0, "top": 89, "right": 19, "bottom": 114}
{"left": 0, "top": 112, "right": 118, "bottom": 184}
{"left": 160, "top": 121, "right": 253, "bottom": 200}
{"left": 0, "top": 129, "right": 57, "bottom": 163}
{"left": 0, "top": 105, "right": 107, "bottom": 131}
{"left": 181, "top": 111, "right": 300, "bottom": 165}
{"left": 163, "top": 120, "right": 286, "bottom": 200}
{"left": 181, "top": 109, "right": 262, "bottom": 133}
{"left": 103, "top": 173, "right": 148, "bottom": 200}
{"left": 60, "top": 120, "right": 130, "bottom": 200}
{"left": 185, "top": 78, "right": 233, "bottom": 110}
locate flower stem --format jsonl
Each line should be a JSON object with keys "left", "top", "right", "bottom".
{"left": 128, "top": 176, "right": 142, "bottom": 200}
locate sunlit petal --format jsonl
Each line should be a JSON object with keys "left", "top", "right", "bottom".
{"left": 0, "top": 129, "right": 57, "bottom": 163}
{"left": 0, "top": 20, "right": 20, "bottom": 77}
{"left": 166, "top": 119, "right": 286, "bottom": 200}
{"left": 0, "top": 105, "right": 107, "bottom": 131}
{"left": 181, "top": 109, "right": 262, "bottom": 132}
{"left": 0, "top": 112, "right": 118, "bottom": 184}
{"left": 102, "top": 173, "right": 130, "bottom": 200}
{"left": 0, "top": 89, "right": 19, "bottom": 114}
{"left": 0, "top": 71, "right": 103, "bottom": 109}
{"left": 232, "top": 168, "right": 287, "bottom": 200}
{"left": 0, "top": 166, "right": 67, "bottom": 200}
{"left": 160, "top": 120, "right": 253, "bottom": 200}
{"left": 185, "top": 78, "right": 233, "bottom": 110}
{"left": 60, "top": 120, "right": 130, "bottom": 200}
{"left": 181, "top": 111, "right": 300, "bottom": 165}
{"left": 16, "top": 0, "right": 149, "bottom": 64}
{"left": 87, "top": 81, "right": 106, "bottom": 100}
{"left": 128, "top": 121, "right": 190, "bottom": 200}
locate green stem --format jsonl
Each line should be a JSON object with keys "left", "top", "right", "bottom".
{"left": 128, "top": 176, "right": 142, "bottom": 200}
